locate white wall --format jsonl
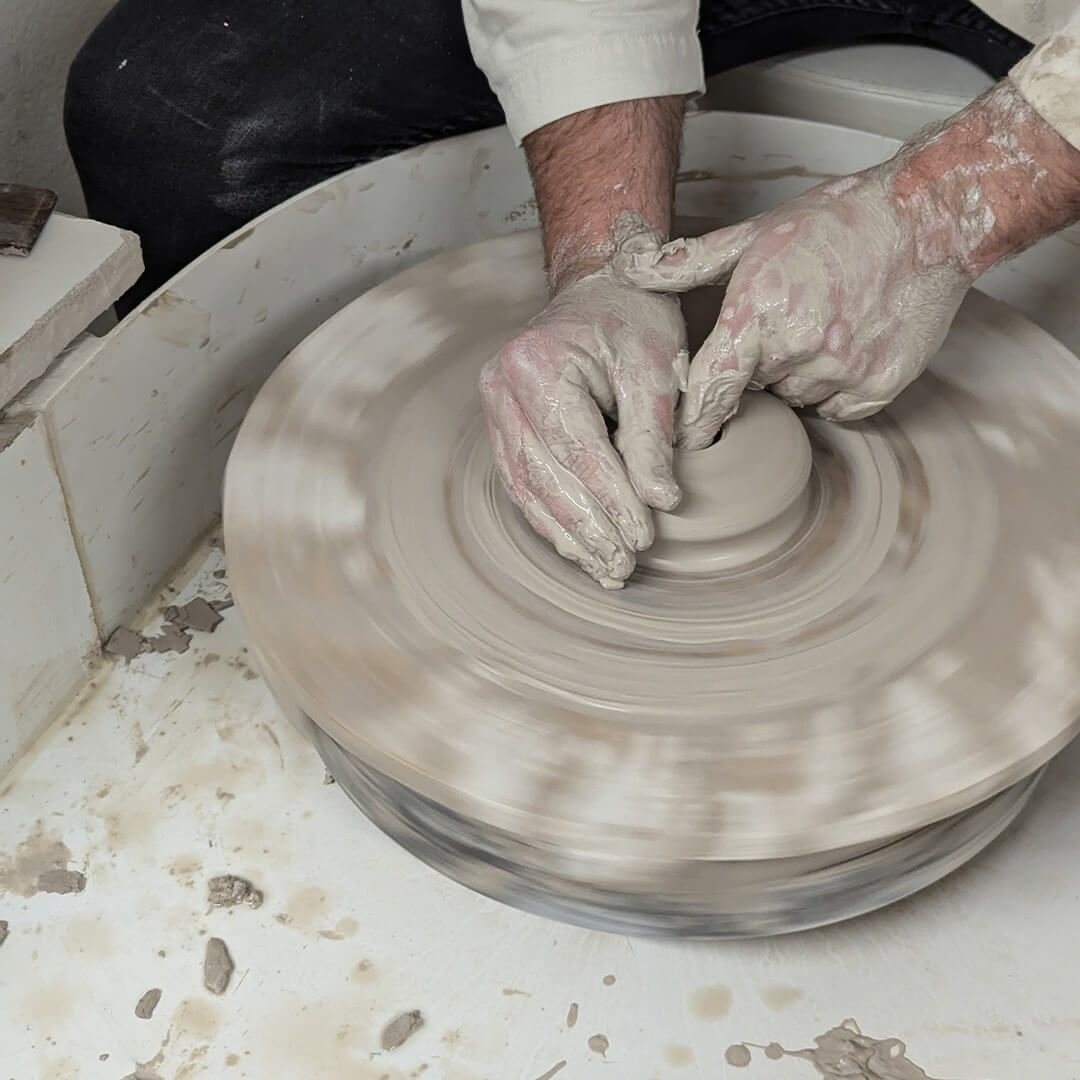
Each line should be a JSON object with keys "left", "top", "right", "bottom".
{"left": 2, "top": 0, "right": 117, "bottom": 214}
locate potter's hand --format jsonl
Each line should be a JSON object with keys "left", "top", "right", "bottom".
{"left": 480, "top": 262, "right": 688, "bottom": 589}
{"left": 615, "top": 175, "right": 974, "bottom": 445}
{"left": 617, "top": 82, "right": 1080, "bottom": 449}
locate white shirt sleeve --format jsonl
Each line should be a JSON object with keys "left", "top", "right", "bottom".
{"left": 1009, "top": 8, "right": 1080, "bottom": 151}
{"left": 462, "top": 0, "right": 704, "bottom": 145}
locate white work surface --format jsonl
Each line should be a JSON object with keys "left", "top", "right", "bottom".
{"left": 0, "top": 213, "right": 140, "bottom": 408}
{"left": 0, "top": 535, "right": 1078, "bottom": 1080}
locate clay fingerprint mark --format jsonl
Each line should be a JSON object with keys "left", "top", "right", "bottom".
{"left": 733, "top": 1019, "right": 945, "bottom": 1079}
{"left": 587, "top": 1033, "right": 610, "bottom": 1057}
{"left": 566, "top": 1002, "right": 579, "bottom": 1028}
{"left": 381, "top": 1009, "right": 424, "bottom": 1051}
{"left": 0, "top": 819, "right": 86, "bottom": 898}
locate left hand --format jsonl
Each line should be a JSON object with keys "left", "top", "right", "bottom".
{"left": 613, "top": 167, "right": 976, "bottom": 448}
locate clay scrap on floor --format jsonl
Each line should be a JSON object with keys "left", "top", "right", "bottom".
{"left": 164, "top": 597, "right": 225, "bottom": 633}
{"left": 203, "top": 937, "right": 234, "bottom": 995}
{"left": 134, "top": 988, "right": 161, "bottom": 1019}
{"left": 36, "top": 866, "right": 86, "bottom": 894}
{"left": 104, "top": 595, "right": 230, "bottom": 660}
{"left": 380, "top": 1009, "right": 424, "bottom": 1051}
{"left": 207, "top": 873, "right": 263, "bottom": 909}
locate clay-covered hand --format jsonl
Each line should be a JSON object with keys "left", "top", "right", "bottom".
{"left": 480, "top": 261, "right": 688, "bottom": 590}
{"left": 614, "top": 169, "right": 977, "bottom": 448}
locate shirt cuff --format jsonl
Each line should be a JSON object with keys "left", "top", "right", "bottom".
{"left": 493, "top": 31, "right": 705, "bottom": 145}
{"left": 1009, "top": 23, "right": 1080, "bottom": 152}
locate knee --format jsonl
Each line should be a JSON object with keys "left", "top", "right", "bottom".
{"left": 64, "top": 4, "right": 141, "bottom": 161}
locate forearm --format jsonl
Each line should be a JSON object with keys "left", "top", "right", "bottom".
{"left": 523, "top": 96, "right": 685, "bottom": 292}
{"left": 892, "top": 81, "right": 1080, "bottom": 277}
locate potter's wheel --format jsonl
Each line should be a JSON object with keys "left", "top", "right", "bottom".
{"left": 224, "top": 230, "right": 1080, "bottom": 936}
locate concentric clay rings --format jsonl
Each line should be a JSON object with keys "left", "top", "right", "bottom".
{"left": 225, "top": 231, "right": 1080, "bottom": 935}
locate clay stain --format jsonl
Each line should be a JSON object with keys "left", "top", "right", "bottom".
{"left": 566, "top": 1002, "right": 578, "bottom": 1028}
{"left": 691, "top": 984, "right": 732, "bottom": 1021}
{"left": 502, "top": 987, "right": 531, "bottom": 997}
{"left": 0, "top": 819, "right": 85, "bottom": 898}
{"left": 602, "top": 974, "right": 616, "bottom": 986}
{"left": 351, "top": 958, "right": 377, "bottom": 983}
{"left": 762, "top": 984, "right": 804, "bottom": 1010}
{"left": 664, "top": 1043, "right": 693, "bottom": 1067}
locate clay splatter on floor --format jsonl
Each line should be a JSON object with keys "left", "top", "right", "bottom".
{"left": 135, "top": 988, "right": 162, "bottom": 1019}
{"left": 0, "top": 819, "right": 86, "bottom": 898}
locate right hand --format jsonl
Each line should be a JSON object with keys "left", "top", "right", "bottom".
{"left": 479, "top": 266, "right": 688, "bottom": 589}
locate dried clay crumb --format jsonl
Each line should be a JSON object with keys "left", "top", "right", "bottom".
{"left": 163, "top": 597, "right": 223, "bottom": 633}
{"left": 104, "top": 626, "right": 148, "bottom": 660}
{"left": 380, "top": 1009, "right": 424, "bottom": 1050}
{"left": 203, "top": 937, "right": 234, "bottom": 995}
{"left": 135, "top": 988, "right": 162, "bottom": 1019}
{"left": 207, "top": 873, "right": 263, "bottom": 909}
{"left": 37, "top": 867, "right": 86, "bottom": 894}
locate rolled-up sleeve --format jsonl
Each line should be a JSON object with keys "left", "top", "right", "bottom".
{"left": 1010, "top": 9, "right": 1080, "bottom": 151}
{"left": 463, "top": 0, "right": 704, "bottom": 144}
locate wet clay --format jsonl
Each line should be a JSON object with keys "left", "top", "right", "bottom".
{"left": 381, "top": 1009, "right": 424, "bottom": 1050}
{"left": 207, "top": 874, "right": 263, "bottom": 909}
{"left": 135, "top": 988, "right": 162, "bottom": 1019}
{"left": 587, "top": 1034, "right": 609, "bottom": 1057}
{"left": 531, "top": 1062, "right": 567, "bottom": 1080}
{"left": 725, "top": 1044, "right": 752, "bottom": 1067}
{"left": 734, "top": 1019, "right": 946, "bottom": 1079}
{"left": 203, "top": 937, "right": 234, "bottom": 995}
{"left": 225, "top": 230, "right": 1080, "bottom": 933}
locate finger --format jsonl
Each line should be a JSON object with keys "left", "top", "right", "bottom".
{"left": 611, "top": 328, "right": 688, "bottom": 513}
{"left": 675, "top": 319, "right": 760, "bottom": 451}
{"left": 613, "top": 219, "right": 759, "bottom": 293}
{"left": 489, "top": 421, "right": 634, "bottom": 588}
{"left": 815, "top": 391, "right": 892, "bottom": 422}
{"left": 768, "top": 373, "right": 839, "bottom": 408}
{"left": 546, "top": 363, "right": 656, "bottom": 550}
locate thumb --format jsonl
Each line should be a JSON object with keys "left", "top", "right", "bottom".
{"left": 612, "top": 218, "right": 758, "bottom": 293}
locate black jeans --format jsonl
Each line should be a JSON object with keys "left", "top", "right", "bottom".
{"left": 65, "top": 0, "right": 1028, "bottom": 312}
